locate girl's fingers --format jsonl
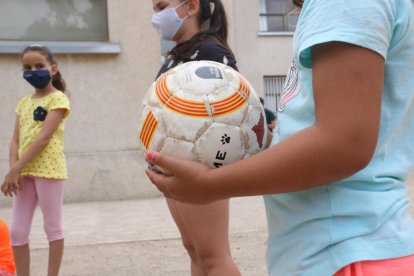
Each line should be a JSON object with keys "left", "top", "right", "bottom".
{"left": 3, "top": 186, "right": 10, "bottom": 196}
{"left": 145, "top": 167, "right": 178, "bottom": 199}
{"left": 147, "top": 151, "right": 181, "bottom": 175}
{"left": 1, "top": 182, "right": 19, "bottom": 197}
{"left": 145, "top": 167, "right": 167, "bottom": 188}
{"left": 1, "top": 183, "right": 9, "bottom": 195}
{"left": 4, "top": 184, "right": 12, "bottom": 197}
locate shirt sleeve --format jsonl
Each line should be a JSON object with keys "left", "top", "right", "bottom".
{"left": 49, "top": 92, "right": 70, "bottom": 118}
{"left": 295, "top": 0, "right": 394, "bottom": 68}
{"left": 15, "top": 96, "right": 27, "bottom": 116}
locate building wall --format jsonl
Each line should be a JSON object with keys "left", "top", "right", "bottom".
{"left": 0, "top": 0, "right": 162, "bottom": 207}
{"left": 230, "top": 0, "right": 294, "bottom": 96}
{"left": 1, "top": 1, "right": 411, "bottom": 207}
{"left": 0, "top": 0, "right": 309, "bottom": 208}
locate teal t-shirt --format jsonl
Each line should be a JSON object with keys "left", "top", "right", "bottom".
{"left": 265, "top": 0, "right": 414, "bottom": 275}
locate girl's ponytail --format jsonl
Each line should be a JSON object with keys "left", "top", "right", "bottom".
{"left": 206, "top": 0, "right": 229, "bottom": 49}
{"left": 52, "top": 70, "right": 66, "bottom": 93}
{"left": 169, "top": 0, "right": 233, "bottom": 60}
{"left": 292, "top": 0, "right": 304, "bottom": 8}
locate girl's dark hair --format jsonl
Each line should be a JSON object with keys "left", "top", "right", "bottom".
{"left": 292, "top": 0, "right": 304, "bottom": 8}
{"left": 21, "top": 45, "right": 67, "bottom": 93}
{"left": 168, "top": 0, "right": 233, "bottom": 60}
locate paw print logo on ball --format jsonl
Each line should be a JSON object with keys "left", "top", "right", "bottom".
{"left": 33, "top": 106, "right": 48, "bottom": 121}
{"left": 221, "top": 134, "right": 231, "bottom": 145}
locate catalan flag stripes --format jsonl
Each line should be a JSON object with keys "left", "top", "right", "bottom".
{"left": 139, "top": 112, "right": 159, "bottom": 149}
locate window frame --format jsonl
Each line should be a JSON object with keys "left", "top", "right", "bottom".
{"left": 0, "top": 0, "right": 120, "bottom": 54}
{"left": 258, "top": 0, "right": 298, "bottom": 35}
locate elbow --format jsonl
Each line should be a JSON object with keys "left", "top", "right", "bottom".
{"left": 340, "top": 136, "right": 377, "bottom": 175}
{"left": 349, "top": 151, "right": 374, "bottom": 173}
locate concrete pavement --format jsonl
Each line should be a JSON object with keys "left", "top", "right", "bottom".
{"left": 1, "top": 173, "right": 413, "bottom": 275}
{"left": 0, "top": 196, "right": 268, "bottom": 276}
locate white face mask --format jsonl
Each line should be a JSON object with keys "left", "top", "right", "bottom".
{"left": 152, "top": 1, "right": 188, "bottom": 41}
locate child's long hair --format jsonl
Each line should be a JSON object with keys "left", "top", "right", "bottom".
{"left": 21, "top": 45, "right": 67, "bottom": 93}
{"left": 292, "top": 0, "right": 304, "bottom": 8}
{"left": 168, "top": 0, "right": 234, "bottom": 60}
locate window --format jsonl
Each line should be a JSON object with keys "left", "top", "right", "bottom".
{"left": 0, "top": 0, "right": 120, "bottom": 53}
{"left": 259, "top": 0, "right": 298, "bottom": 33}
{"left": 263, "top": 76, "right": 286, "bottom": 112}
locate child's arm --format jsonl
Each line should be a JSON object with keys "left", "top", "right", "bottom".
{"left": 1, "top": 109, "right": 66, "bottom": 196}
{"left": 9, "top": 116, "right": 20, "bottom": 169}
{"left": 146, "top": 42, "right": 384, "bottom": 203}
{"left": 1, "top": 117, "right": 20, "bottom": 196}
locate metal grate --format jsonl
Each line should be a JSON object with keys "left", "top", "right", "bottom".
{"left": 263, "top": 75, "right": 286, "bottom": 113}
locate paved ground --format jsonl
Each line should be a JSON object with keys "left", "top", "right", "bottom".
{"left": 0, "top": 196, "right": 268, "bottom": 276}
{"left": 1, "top": 173, "right": 413, "bottom": 276}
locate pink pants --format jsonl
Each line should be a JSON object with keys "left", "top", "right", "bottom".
{"left": 0, "top": 269, "right": 13, "bottom": 276}
{"left": 334, "top": 254, "right": 414, "bottom": 276}
{"left": 10, "top": 176, "right": 65, "bottom": 246}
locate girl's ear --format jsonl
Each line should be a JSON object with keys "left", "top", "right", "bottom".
{"left": 187, "top": 0, "right": 201, "bottom": 16}
{"left": 50, "top": 64, "right": 58, "bottom": 77}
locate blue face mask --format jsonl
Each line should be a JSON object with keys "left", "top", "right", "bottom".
{"left": 23, "top": 69, "right": 51, "bottom": 89}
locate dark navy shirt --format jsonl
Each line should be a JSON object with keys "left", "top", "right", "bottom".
{"left": 156, "top": 38, "right": 237, "bottom": 78}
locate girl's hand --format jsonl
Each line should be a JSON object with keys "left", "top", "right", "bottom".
{"left": 1, "top": 169, "right": 21, "bottom": 196}
{"left": 145, "top": 151, "right": 218, "bottom": 204}
{"left": 1, "top": 182, "right": 19, "bottom": 197}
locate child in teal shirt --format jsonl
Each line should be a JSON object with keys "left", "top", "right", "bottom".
{"left": 146, "top": 0, "right": 414, "bottom": 275}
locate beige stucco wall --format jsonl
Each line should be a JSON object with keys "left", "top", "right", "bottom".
{"left": 0, "top": 0, "right": 162, "bottom": 207}
{"left": 230, "top": 0, "right": 294, "bottom": 96}
{"left": 1, "top": 0, "right": 411, "bottom": 208}
{"left": 0, "top": 0, "right": 294, "bottom": 207}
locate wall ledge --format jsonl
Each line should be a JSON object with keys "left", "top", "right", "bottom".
{"left": 0, "top": 41, "right": 121, "bottom": 54}
{"left": 257, "top": 32, "right": 294, "bottom": 37}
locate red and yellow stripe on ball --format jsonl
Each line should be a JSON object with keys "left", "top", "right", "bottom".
{"left": 236, "top": 75, "right": 251, "bottom": 98}
{"left": 155, "top": 75, "right": 209, "bottom": 118}
{"left": 167, "top": 96, "right": 209, "bottom": 117}
{"left": 139, "top": 112, "right": 158, "bottom": 149}
{"left": 211, "top": 77, "right": 251, "bottom": 116}
{"left": 155, "top": 73, "right": 251, "bottom": 118}
{"left": 155, "top": 75, "right": 171, "bottom": 105}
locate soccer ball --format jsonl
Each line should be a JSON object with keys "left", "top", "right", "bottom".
{"left": 138, "top": 60, "right": 267, "bottom": 174}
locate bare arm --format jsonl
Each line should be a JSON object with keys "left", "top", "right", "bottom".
{"left": 146, "top": 42, "right": 384, "bottom": 203}
{"left": 9, "top": 116, "right": 20, "bottom": 168}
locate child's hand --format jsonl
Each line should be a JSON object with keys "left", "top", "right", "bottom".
{"left": 1, "top": 169, "right": 21, "bottom": 196}
{"left": 145, "top": 151, "right": 218, "bottom": 204}
{"left": 1, "top": 181, "right": 19, "bottom": 197}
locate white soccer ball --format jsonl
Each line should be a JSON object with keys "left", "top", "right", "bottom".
{"left": 138, "top": 60, "right": 267, "bottom": 174}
